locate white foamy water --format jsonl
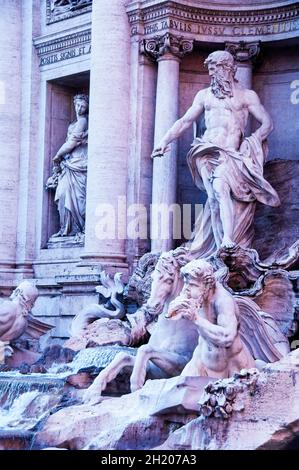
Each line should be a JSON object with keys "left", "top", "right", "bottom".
{"left": 0, "top": 390, "right": 40, "bottom": 429}
{"left": 49, "top": 345, "right": 137, "bottom": 374}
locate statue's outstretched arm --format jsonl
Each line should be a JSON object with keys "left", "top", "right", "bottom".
{"left": 151, "top": 89, "right": 205, "bottom": 158}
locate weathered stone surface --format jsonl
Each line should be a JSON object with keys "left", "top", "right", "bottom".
{"left": 35, "top": 385, "right": 176, "bottom": 449}
{"left": 157, "top": 350, "right": 299, "bottom": 450}
{"left": 6, "top": 347, "right": 41, "bottom": 369}
{"left": 33, "top": 344, "right": 76, "bottom": 368}
{"left": 36, "top": 376, "right": 206, "bottom": 450}
{"left": 64, "top": 318, "right": 132, "bottom": 351}
{"left": 149, "top": 376, "right": 217, "bottom": 416}
{"left": 35, "top": 350, "right": 299, "bottom": 450}
{"left": 253, "top": 160, "right": 299, "bottom": 261}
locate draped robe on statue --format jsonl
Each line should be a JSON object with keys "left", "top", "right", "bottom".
{"left": 186, "top": 133, "right": 280, "bottom": 258}
{"left": 55, "top": 123, "right": 88, "bottom": 236}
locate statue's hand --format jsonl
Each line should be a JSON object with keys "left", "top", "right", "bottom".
{"left": 151, "top": 143, "right": 171, "bottom": 159}
{"left": 45, "top": 176, "right": 55, "bottom": 190}
{"left": 53, "top": 154, "right": 61, "bottom": 164}
{"left": 45, "top": 167, "right": 59, "bottom": 190}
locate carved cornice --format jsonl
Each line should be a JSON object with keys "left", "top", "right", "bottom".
{"left": 35, "top": 29, "right": 91, "bottom": 56}
{"left": 34, "top": 29, "right": 91, "bottom": 67}
{"left": 140, "top": 33, "right": 193, "bottom": 60}
{"left": 127, "top": 0, "right": 299, "bottom": 42}
{"left": 46, "top": 0, "right": 92, "bottom": 25}
{"left": 128, "top": 1, "right": 298, "bottom": 25}
{"left": 225, "top": 41, "right": 260, "bottom": 62}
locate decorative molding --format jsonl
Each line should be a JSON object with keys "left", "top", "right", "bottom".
{"left": 46, "top": 0, "right": 92, "bottom": 25}
{"left": 127, "top": 0, "right": 299, "bottom": 42}
{"left": 225, "top": 41, "right": 260, "bottom": 62}
{"left": 140, "top": 32, "right": 193, "bottom": 60}
{"left": 34, "top": 29, "right": 91, "bottom": 67}
{"left": 128, "top": 1, "right": 299, "bottom": 25}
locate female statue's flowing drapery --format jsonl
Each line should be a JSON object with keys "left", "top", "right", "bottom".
{"left": 46, "top": 94, "right": 89, "bottom": 238}
{"left": 54, "top": 124, "right": 88, "bottom": 236}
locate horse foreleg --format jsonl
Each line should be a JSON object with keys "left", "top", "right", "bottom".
{"left": 130, "top": 345, "right": 187, "bottom": 392}
{"left": 130, "top": 344, "right": 153, "bottom": 392}
{"left": 150, "top": 350, "right": 189, "bottom": 376}
{"left": 83, "top": 352, "right": 135, "bottom": 404}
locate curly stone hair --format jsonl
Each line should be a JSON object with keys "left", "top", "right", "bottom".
{"left": 73, "top": 93, "right": 89, "bottom": 107}
{"left": 181, "top": 259, "right": 216, "bottom": 290}
{"left": 157, "top": 247, "right": 191, "bottom": 276}
{"left": 204, "top": 50, "right": 237, "bottom": 77}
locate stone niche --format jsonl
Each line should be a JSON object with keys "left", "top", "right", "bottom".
{"left": 175, "top": 42, "right": 299, "bottom": 250}
{"left": 42, "top": 71, "right": 90, "bottom": 249}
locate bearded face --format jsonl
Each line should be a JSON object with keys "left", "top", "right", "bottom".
{"left": 207, "top": 61, "right": 234, "bottom": 99}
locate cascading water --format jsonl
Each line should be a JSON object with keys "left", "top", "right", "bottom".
{"left": 50, "top": 344, "right": 137, "bottom": 374}
{"left": 0, "top": 373, "right": 66, "bottom": 409}
{"left": 0, "top": 344, "right": 137, "bottom": 449}
{"left": 0, "top": 373, "right": 66, "bottom": 449}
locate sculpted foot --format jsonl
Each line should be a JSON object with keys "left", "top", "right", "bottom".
{"left": 51, "top": 229, "right": 64, "bottom": 238}
{"left": 83, "top": 386, "right": 101, "bottom": 405}
{"left": 83, "top": 392, "right": 103, "bottom": 406}
{"left": 221, "top": 237, "right": 236, "bottom": 249}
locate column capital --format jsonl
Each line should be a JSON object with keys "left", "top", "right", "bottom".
{"left": 225, "top": 41, "right": 260, "bottom": 64}
{"left": 140, "top": 33, "right": 193, "bottom": 62}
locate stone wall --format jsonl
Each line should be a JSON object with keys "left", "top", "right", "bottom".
{"left": 253, "top": 44, "right": 299, "bottom": 162}
{"left": 253, "top": 160, "right": 299, "bottom": 260}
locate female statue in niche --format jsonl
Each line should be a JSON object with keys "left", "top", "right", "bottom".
{"left": 46, "top": 94, "right": 89, "bottom": 239}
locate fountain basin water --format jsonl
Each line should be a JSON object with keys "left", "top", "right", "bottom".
{"left": 0, "top": 345, "right": 138, "bottom": 449}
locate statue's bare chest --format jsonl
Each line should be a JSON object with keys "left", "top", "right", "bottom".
{"left": 204, "top": 90, "right": 245, "bottom": 114}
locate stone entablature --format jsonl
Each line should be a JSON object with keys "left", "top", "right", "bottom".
{"left": 126, "top": 0, "right": 299, "bottom": 43}
{"left": 46, "top": 0, "right": 93, "bottom": 25}
{"left": 34, "top": 28, "right": 91, "bottom": 67}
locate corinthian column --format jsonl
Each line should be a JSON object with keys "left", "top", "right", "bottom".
{"left": 225, "top": 41, "right": 260, "bottom": 89}
{"left": 141, "top": 34, "right": 193, "bottom": 252}
{"left": 81, "top": 0, "right": 130, "bottom": 270}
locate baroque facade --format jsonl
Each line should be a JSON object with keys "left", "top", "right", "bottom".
{"left": 0, "top": 0, "right": 299, "bottom": 341}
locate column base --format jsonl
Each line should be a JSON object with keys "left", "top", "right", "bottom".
{"left": 0, "top": 261, "right": 35, "bottom": 294}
